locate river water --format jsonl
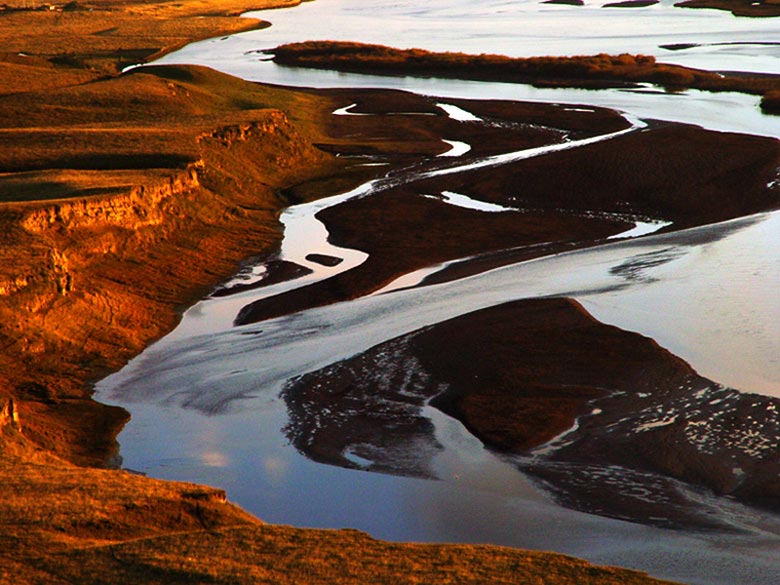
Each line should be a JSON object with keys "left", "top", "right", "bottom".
{"left": 100, "top": 2, "right": 780, "bottom": 583}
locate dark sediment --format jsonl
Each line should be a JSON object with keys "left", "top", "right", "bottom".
{"left": 422, "top": 121, "right": 780, "bottom": 229}
{"left": 211, "top": 260, "right": 313, "bottom": 298}
{"left": 236, "top": 118, "right": 780, "bottom": 325}
{"left": 675, "top": 0, "right": 780, "bottom": 17}
{"left": 282, "top": 335, "right": 443, "bottom": 478}
{"left": 283, "top": 298, "right": 780, "bottom": 530}
{"left": 234, "top": 187, "right": 630, "bottom": 325}
{"left": 306, "top": 253, "right": 343, "bottom": 267}
{"left": 761, "top": 90, "right": 780, "bottom": 114}
{"left": 603, "top": 0, "right": 659, "bottom": 7}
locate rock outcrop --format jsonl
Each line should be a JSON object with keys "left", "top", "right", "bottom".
{"left": 0, "top": 107, "right": 334, "bottom": 466}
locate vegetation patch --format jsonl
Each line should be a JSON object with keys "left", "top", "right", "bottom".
{"left": 271, "top": 40, "right": 780, "bottom": 110}
{"left": 603, "top": 0, "right": 659, "bottom": 7}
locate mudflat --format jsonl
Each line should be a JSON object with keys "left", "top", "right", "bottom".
{"left": 236, "top": 94, "right": 780, "bottom": 324}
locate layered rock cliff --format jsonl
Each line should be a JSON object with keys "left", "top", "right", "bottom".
{"left": 0, "top": 107, "right": 334, "bottom": 466}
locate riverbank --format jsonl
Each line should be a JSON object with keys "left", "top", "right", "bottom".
{"left": 1, "top": 429, "right": 681, "bottom": 584}
{"left": 0, "top": 0, "right": 686, "bottom": 582}
{"left": 675, "top": 0, "right": 780, "bottom": 17}
{"left": 0, "top": 428, "right": 678, "bottom": 584}
{"left": 0, "top": 62, "right": 346, "bottom": 467}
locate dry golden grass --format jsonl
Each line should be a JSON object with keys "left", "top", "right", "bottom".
{"left": 0, "top": 169, "right": 171, "bottom": 202}
{"left": 0, "top": 56, "right": 96, "bottom": 95}
{"left": 0, "top": 64, "right": 335, "bottom": 174}
{"left": 0, "top": 0, "right": 299, "bottom": 91}
{"left": 0, "top": 428, "right": 678, "bottom": 585}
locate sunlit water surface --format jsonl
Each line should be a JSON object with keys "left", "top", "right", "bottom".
{"left": 101, "top": 1, "right": 780, "bottom": 583}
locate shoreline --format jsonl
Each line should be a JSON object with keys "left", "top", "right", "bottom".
{"left": 281, "top": 295, "right": 780, "bottom": 530}
{"left": 236, "top": 106, "right": 780, "bottom": 325}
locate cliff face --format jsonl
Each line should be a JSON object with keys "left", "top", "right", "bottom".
{"left": 19, "top": 169, "right": 200, "bottom": 235}
{"left": 0, "top": 108, "right": 333, "bottom": 466}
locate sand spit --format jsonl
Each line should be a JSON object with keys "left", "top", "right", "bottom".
{"left": 269, "top": 40, "right": 780, "bottom": 113}
{"left": 236, "top": 98, "right": 780, "bottom": 325}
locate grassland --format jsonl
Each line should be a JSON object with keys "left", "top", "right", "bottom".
{"left": 0, "top": 0, "right": 295, "bottom": 93}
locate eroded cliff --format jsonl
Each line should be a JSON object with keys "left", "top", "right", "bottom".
{"left": 0, "top": 98, "right": 335, "bottom": 465}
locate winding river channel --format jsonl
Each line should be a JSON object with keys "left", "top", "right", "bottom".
{"left": 99, "top": 1, "right": 780, "bottom": 583}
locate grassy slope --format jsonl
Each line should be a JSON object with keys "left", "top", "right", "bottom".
{"left": 0, "top": 425, "right": 678, "bottom": 584}
{"left": 0, "top": 0, "right": 299, "bottom": 91}
{"left": 0, "top": 63, "right": 341, "bottom": 467}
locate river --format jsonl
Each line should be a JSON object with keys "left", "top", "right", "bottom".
{"left": 99, "top": 1, "right": 780, "bottom": 583}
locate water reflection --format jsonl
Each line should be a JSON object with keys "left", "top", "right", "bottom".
{"left": 580, "top": 212, "right": 780, "bottom": 395}
{"left": 161, "top": 0, "right": 780, "bottom": 74}
{"left": 152, "top": 0, "right": 780, "bottom": 139}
